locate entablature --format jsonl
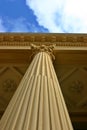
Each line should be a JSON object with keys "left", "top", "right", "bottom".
{"left": 0, "top": 33, "right": 87, "bottom": 50}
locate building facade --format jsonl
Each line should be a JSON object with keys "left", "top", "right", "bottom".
{"left": 0, "top": 33, "right": 87, "bottom": 129}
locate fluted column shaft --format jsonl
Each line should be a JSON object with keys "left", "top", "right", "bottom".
{"left": 0, "top": 52, "right": 73, "bottom": 130}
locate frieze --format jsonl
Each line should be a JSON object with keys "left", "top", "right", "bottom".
{"left": 0, "top": 33, "right": 87, "bottom": 47}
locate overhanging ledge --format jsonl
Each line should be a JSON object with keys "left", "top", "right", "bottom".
{"left": 0, "top": 33, "right": 87, "bottom": 50}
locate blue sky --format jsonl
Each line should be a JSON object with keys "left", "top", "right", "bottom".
{"left": 0, "top": 0, "right": 87, "bottom": 33}
{"left": 0, "top": 0, "right": 48, "bottom": 32}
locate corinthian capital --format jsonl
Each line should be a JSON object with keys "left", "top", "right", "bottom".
{"left": 30, "top": 44, "right": 56, "bottom": 60}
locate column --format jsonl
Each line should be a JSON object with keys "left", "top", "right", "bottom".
{"left": 0, "top": 44, "right": 73, "bottom": 130}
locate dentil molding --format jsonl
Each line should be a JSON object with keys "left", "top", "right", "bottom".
{"left": 0, "top": 33, "right": 87, "bottom": 48}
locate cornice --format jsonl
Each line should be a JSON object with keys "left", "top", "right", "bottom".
{"left": 0, "top": 33, "right": 87, "bottom": 48}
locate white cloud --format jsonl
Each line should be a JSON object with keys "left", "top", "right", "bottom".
{"left": 0, "top": 19, "right": 6, "bottom": 32}
{"left": 26, "top": 0, "right": 87, "bottom": 33}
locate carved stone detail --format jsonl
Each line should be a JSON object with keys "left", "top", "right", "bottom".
{"left": 2, "top": 79, "right": 17, "bottom": 92}
{"left": 0, "top": 33, "right": 87, "bottom": 47}
{"left": 69, "top": 80, "right": 84, "bottom": 94}
{"left": 30, "top": 44, "right": 55, "bottom": 60}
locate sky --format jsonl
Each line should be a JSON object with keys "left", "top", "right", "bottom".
{"left": 0, "top": 0, "right": 87, "bottom": 33}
